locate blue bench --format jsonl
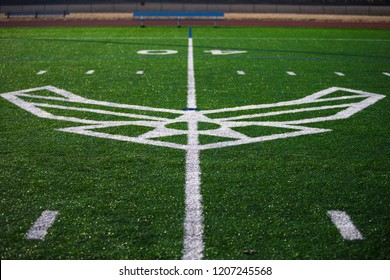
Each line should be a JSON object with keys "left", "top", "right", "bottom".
{"left": 5, "top": 11, "right": 70, "bottom": 19}
{"left": 133, "top": 11, "right": 224, "bottom": 27}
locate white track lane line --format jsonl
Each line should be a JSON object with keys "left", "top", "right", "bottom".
{"left": 26, "top": 210, "right": 59, "bottom": 240}
{"left": 182, "top": 31, "right": 204, "bottom": 260}
{"left": 327, "top": 210, "right": 363, "bottom": 240}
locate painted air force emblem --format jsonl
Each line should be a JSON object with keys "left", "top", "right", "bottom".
{"left": 0, "top": 86, "right": 385, "bottom": 150}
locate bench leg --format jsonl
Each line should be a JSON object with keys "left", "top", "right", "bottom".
{"left": 140, "top": 16, "right": 145, "bottom": 28}
{"left": 177, "top": 17, "right": 181, "bottom": 28}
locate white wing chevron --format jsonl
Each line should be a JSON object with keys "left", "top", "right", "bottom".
{"left": 1, "top": 86, "right": 385, "bottom": 150}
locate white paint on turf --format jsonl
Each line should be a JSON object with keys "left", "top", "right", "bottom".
{"left": 1, "top": 39, "right": 386, "bottom": 257}
{"left": 287, "top": 71, "right": 296, "bottom": 76}
{"left": 335, "top": 72, "right": 345, "bottom": 76}
{"left": 36, "top": 70, "right": 47, "bottom": 75}
{"left": 182, "top": 34, "right": 204, "bottom": 260}
{"left": 136, "top": 70, "right": 144, "bottom": 75}
{"left": 383, "top": 72, "right": 390, "bottom": 77}
{"left": 137, "top": 50, "right": 178, "bottom": 55}
{"left": 237, "top": 71, "right": 246, "bottom": 75}
{"left": 26, "top": 210, "right": 58, "bottom": 240}
{"left": 327, "top": 210, "right": 363, "bottom": 240}
{"left": 0, "top": 86, "right": 385, "bottom": 151}
{"left": 86, "top": 70, "right": 94, "bottom": 75}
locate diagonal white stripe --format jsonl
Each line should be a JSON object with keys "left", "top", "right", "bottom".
{"left": 26, "top": 210, "right": 59, "bottom": 240}
{"left": 327, "top": 210, "right": 363, "bottom": 240}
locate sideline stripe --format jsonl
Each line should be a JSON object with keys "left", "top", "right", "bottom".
{"left": 36, "top": 70, "right": 47, "bottom": 75}
{"left": 287, "top": 71, "right": 296, "bottom": 76}
{"left": 327, "top": 210, "right": 363, "bottom": 240}
{"left": 383, "top": 72, "right": 390, "bottom": 77}
{"left": 182, "top": 28, "right": 204, "bottom": 260}
{"left": 86, "top": 70, "right": 94, "bottom": 75}
{"left": 26, "top": 210, "right": 59, "bottom": 240}
{"left": 335, "top": 72, "right": 345, "bottom": 76}
{"left": 237, "top": 70, "right": 246, "bottom": 75}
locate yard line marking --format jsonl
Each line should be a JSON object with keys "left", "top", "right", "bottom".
{"left": 86, "top": 70, "right": 94, "bottom": 75}
{"left": 182, "top": 28, "right": 204, "bottom": 260}
{"left": 187, "top": 31, "right": 196, "bottom": 109}
{"left": 335, "top": 72, "right": 345, "bottom": 76}
{"left": 287, "top": 71, "right": 296, "bottom": 76}
{"left": 26, "top": 210, "right": 59, "bottom": 240}
{"left": 327, "top": 210, "right": 363, "bottom": 240}
{"left": 383, "top": 72, "right": 390, "bottom": 77}
{"left": 36, "top": 70, "right": 47, "bottom": 75}
{"left": 237, "top": 70, "right": 246, "bottom": 75}
{"left": 136, "top": 70, "right": 144, "bottom": 75}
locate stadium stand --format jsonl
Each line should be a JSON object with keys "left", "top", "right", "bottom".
{"left": 5, "top": 10, "right": 69, "bottom": 18}
{"left": 1, "top": 1, "right": 389, "bottom": 16}
{"left": 133, "top": 11, "right": 224, "bottom": 27}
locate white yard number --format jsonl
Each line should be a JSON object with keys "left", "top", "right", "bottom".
{"left": 137, "top": 50, "right": 178, "bottom": 55}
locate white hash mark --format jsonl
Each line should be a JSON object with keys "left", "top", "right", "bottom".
{"left": 327, "top": 210, "right": 363, "bottom": 240}
{"left": 26, "top": 210, "right": 59, "bottom": 240}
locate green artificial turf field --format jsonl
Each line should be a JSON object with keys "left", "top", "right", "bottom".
{"left": 0, "top": 26, "right": 389, "bottom": 260}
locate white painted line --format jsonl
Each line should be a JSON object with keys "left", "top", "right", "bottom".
{"left": 335, "top": 72, "right": 345, "bottom": 76}
{"left": 36, "top": 70, "right": 47, "bottom": 75}
{"left": 237, "top": 71, "right": 246, "bottom": 75}
{"left": 86, "top": 70, "right": 94, "bottom": 75}
{"left": 327, "top": 210, "right": 363, "bottom": 240}
{"left": 26, "top": 210, "right": 58, "bottom": 240}
{"left": 287, "top": 71, "right": 296, "bottom": 76}
{"left": 383, "top": 72, "right": 390, "bottom": 77}
{"left": 187, "top": 37, "right": 196, "bottom": 109}
{"left": 136, "top": 70, "right": 144, "bottom": 75}
{"left": 182, "top": 34, "right": 204, "bottom": 260}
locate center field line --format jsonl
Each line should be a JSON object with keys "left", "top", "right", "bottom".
{"left": 182, "top": 28, "right": 204, "bottom": 260}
